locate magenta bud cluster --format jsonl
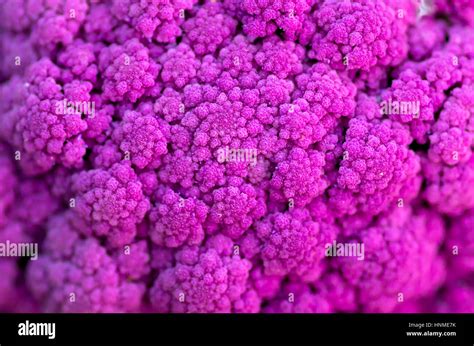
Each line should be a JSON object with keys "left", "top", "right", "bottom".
{"left": 0, "top": 0, "right": 474, "bottom": 313}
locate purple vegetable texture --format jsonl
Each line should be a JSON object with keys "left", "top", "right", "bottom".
{"left": 0, "top": 0, "right": 473, "bottom": 314}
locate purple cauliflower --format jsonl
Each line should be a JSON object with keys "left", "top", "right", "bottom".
{"left": 335, "top": 207, "right": 446, "bottom": 312}
{"left": 112, "top": 110, "right": 168, "bottom": 170}
{"left": 310, "top": 0, "right": 410, "bottom": 71}
{"left": 329, "top": 102, "right": 421, "bottom": 216}
{"left": 232, "top": 0, "right": 314, "bottom": 40}
{"left": 422, "top": 155, "right": 474, "bottom": 215}
{"left": 183, "top": 3, "right": 236, "bottom": 56}
{"left": 429, "top": 85, "right": 474, "bottom": 166}
{"left": 1, "top": 0, "right": 473, "bottom": 316}
{"left": 446, "top": 209, "right": 474, "bottom": 278}
{"left": 7, "top": 59, "right": 88, "bottom": 175}
{"left": 253, "top": 208, "right": 336, "bottom": 281}
{"left": 150, "top": 234, "right": 252, "bottom": 312}
{"left": 99, "top": 38, "right": 160, "bottom": 102}
{"left": 27, "top": 217, "right": 144, "bottom": 312}
{"left": 149, "top": 187, "right": 208, "bottom": 247}
{"left": 70, "top": 163, "right": 150, "bottom": 247}
{"left": 265, "top": 282, "right": 332, "bottom": 313}
{"left": 111, "top": 0, "right": 197, "bottom": 43}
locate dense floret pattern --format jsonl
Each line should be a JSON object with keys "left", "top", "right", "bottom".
{"left": 334, "top": 207, "right": 446, "bottom": 312}
{"left": 309, "top": 0, "right": 412, "bottom": 71}
{"left": 70, "top": 163, "right": 150, "bottom": 248}
{"left": 149, "top": 235, "right": 251, "bottom": 312}
{"left": 0, "top": 0, "right": 473, "bottom": 314}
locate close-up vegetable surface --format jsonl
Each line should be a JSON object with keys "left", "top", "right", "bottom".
{"left": 0, "top": 0, "right": 473, "bottom": 313}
